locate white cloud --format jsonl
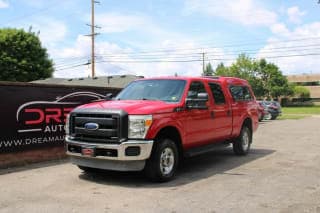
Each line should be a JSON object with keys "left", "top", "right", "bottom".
{"left": 270, "top": 23, "right": 290, "bottom": 37}
{"left": 257, "top": 22, "right": 320, "bottom": 75}
{"left": 0, "top": 0, "right": 9, "bottom": 8}
{"left": 12, "top": 17, "right": 67, "bottom": 47}
{"left": 35, "top": 18, "right": 67, "bottom": 45}
{"left": 183, "top": 0, "right": 277, "bottom": 26}
{"left": 52, "top": 11, "right": 231, "bottom": 78}
{"left": 94, "top": 12, "right": 184, "bottom": 43}
{"left": 52, "top": 36, "right": 229, "bottom": 78}
{"left": 287, "top": 6, "right": 306, "bottom": 24}
{"left": 95, "top": 13, "right": 149, "bottom": 33}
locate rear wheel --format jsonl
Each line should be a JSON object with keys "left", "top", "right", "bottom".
{"left": 145, "top": 138, "right": 179, "bottom": 182}
{"left": 233, "top": 126, "right": 252, "bottom": 155}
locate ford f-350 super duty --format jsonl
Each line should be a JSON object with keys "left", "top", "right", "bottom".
{"left": 65, "top": 76, "right": 259, "bottom": 182}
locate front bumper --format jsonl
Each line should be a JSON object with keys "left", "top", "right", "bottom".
{"left": 65, "top": 137, "right": 154, "bottom": 171}
{"left": 65, "top": 137, "right": 154, "bottom": 161}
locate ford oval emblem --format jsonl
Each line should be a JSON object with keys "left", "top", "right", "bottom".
{"left": 84, "top": 122, "right": 99, "bottom": 131}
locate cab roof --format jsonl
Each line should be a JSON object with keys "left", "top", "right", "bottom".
{"left": 133, "top": 76, "right": 249, "bottom": 85}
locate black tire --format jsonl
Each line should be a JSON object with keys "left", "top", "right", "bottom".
{"left": 145, "top": 138, "right": 179, "bottom": 182}
{"left": 271, "top": 115, "right": 278, "bottom": 120}
{"left": 233, "top": 126, "right": 252, "bottom": 155}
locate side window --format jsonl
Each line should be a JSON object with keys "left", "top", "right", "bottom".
{"left": 229, "top": 85, "right": 252, "bottom": 101}
{"left": 209, "top": 83, "right": 226, "bottom": 105}
{"left": 187, "top": 81, "right": 206, "bottom": 98}
{"left": 242, "top": 86, "right": 253, "bottom": 101}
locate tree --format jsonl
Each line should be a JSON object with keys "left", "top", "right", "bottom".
{"left": 213, "top": 54, "right": 292, "bottom": 98}
{"left": 0, "top": 28, "right": 53, "bottom": 82}
{"left": 214, "top": 54, "right": 266, "bottom": 97}
{"left": 214, "top": 62, "right": 228, "bottom": 75}
{"left": 293, "top": 85, "right": 310, "bottom": 99}
{"left": 254, "top": 59, "right": 293, "bottom": 98}
{"left": 202, "top": 62, "right": 214, "bottom": 76}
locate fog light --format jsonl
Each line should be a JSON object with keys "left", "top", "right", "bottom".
{"left": 125, "top": 147, "right": 141, "bottom": 156}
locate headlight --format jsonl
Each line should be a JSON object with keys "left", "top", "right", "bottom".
{"left": 128, "top": 115, "right": 153, "bottom": 139}
{"left": 65, "top": 114, "right": 70, "bottom": 135}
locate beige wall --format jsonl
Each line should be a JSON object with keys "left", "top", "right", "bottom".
{"left": 287, "top": 74, "right": 320, "bottom": 82}
{"left": 305, "top": 86, "right": 320, "bottom": 98}
{"left": 286, "top": 74, "right": 320, "bottom": 98}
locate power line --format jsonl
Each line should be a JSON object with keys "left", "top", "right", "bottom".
{"left": 52, "top": 36, "right": 320, "bottom": 72}
{"left": 53, "top": 52, "right": 320, "bottom": 72}
{"left": 52, "top": 36, "right": 320, "bottom": 66}
{"left": 53, "top": 43, "right": 320, "bottom": 69}
{"left": 53, "top": 47, "right": 320, "bottom": 70}
{"left": 92, "top": 36, "right": 320, "bottom": 55}
{"left": 55, "top": 62, "right": 90, "bottom": 71}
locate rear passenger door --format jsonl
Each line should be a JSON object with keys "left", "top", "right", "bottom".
{"left": 208, "top": 82, "right": 233, "bottom": 140}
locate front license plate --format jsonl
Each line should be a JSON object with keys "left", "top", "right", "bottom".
{"left": 82, "top": 147, "right": 95, "bottom": 157}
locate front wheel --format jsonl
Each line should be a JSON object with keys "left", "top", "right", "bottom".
{"left": 233, "top": 126, "right": 252, "bottom": 155}
{"left": 145, "top": 138, "right": 179, "bottom": 182}
{"left": 271, "top": 115, "right": 278, "bottom": 120}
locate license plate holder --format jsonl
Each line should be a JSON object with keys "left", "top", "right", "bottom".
{"left": 81, "top": 147, "right": 96, "bottom": 157}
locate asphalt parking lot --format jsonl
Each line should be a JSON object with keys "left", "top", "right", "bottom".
{"left": 1, "top": 116, "right": 320, "bottom": 213}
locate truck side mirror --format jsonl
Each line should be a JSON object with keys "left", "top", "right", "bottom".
{"left": 186, "top": 93, "right": 209, "bottom": 110}
{"left": 105, "top": 93, "right": 113, "bottom": 101}
{"left": 197, "top": 93, "right": 208, "bottom": 101}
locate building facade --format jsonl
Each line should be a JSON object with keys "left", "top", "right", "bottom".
{"left": 287, "top": 74, "right": 320, "bottom": 100}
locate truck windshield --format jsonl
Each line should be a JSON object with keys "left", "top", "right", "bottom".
{"left": 115, "top": 79, "right": 186, "bottom": 103}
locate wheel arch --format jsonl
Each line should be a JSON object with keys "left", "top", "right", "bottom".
{"left": 154, "top": 126, "right": 184, "bottom": 160}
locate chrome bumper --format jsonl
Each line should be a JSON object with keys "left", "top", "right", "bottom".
{"left": 65, "top": 137, "right": 154, "bottom": 161}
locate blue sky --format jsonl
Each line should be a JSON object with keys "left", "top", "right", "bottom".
{"left": 1, "top": 0, "right": 320, "bottom": 78}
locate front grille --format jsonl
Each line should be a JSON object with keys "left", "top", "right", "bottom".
{"left": 69, "top": 109, "right": 128, "bottom": 144}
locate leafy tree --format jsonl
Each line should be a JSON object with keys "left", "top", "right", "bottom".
{"left": 202, "top": 62, "right": 214, "bottom": 76}
{"left": 0, "top": 28, "right": 53, "bottom": 82}
{"left": 254, "top": 59, "right": 293, "bottom": 98}
{"left": 214, "top": 62, "right": 228, "bottom": 75}
{"left": 213, "top": 54, "right": 292, "bottom": 98}
{"left": 293, "top": 85, "right": 310, "bottom": 99}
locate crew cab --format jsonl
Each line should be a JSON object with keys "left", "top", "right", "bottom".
{"left": 65, "top": 76, "right": 259, "bottom": 182}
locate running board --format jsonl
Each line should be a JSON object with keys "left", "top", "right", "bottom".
{"left": 184, "top": 142, "right": 231, "bottom": 158}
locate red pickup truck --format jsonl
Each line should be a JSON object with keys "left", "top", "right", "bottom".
{"left": 66, "top": 76, "right": 259, "bottom": 182}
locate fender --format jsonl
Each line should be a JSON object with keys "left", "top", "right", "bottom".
{"left": 146, "top": 112, "right": 185, "bottom": 144}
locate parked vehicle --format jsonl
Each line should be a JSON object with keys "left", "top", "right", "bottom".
{"left": 65, "top": 76, "right": 259, "bottom": 182}
{"left": 257, "top": 101, "right": 271, "bottom": 121}
{"left": 260, "top": 101, "right": 282, "bottom": 120}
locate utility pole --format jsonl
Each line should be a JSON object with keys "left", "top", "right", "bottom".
{"left": 86, "top": 0, "right": 100, "bottom": 78}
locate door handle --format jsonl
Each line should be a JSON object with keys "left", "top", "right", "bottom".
{"left": 227, "top": 110, "right": 231, "bottom": 116}
{"left": 210, "top": 111, "right": 215, "bottom": 119}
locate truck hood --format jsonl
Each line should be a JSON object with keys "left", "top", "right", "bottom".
{"left": 76, "top": 100, "right": 180, "bottom": 114}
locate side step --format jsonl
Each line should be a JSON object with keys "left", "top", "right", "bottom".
{"left": 184, "top": 141, "right": 231, "bottom": 158}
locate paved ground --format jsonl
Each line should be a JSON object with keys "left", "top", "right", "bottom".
{"left": 1, "top": 117, "right": 320, "bottom": 213}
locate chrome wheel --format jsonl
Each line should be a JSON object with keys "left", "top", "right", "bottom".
{"left": 241, "top": 130, "right": 250, "bottom": 151}
{"left": 145, "top": 138, "right": 179, "bottom": 182}
{"left": 160, "top": 147, "right": 175, "bottom": 175}
{"left": 233, "top": 126, "right": 251, "bottom": 155}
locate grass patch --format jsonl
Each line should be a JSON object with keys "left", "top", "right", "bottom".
{"left": 282, "top": 106, "right": 320, "bottom": 115}
{"left": 278, "top": 114, "right": 309, "bottom": 120}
